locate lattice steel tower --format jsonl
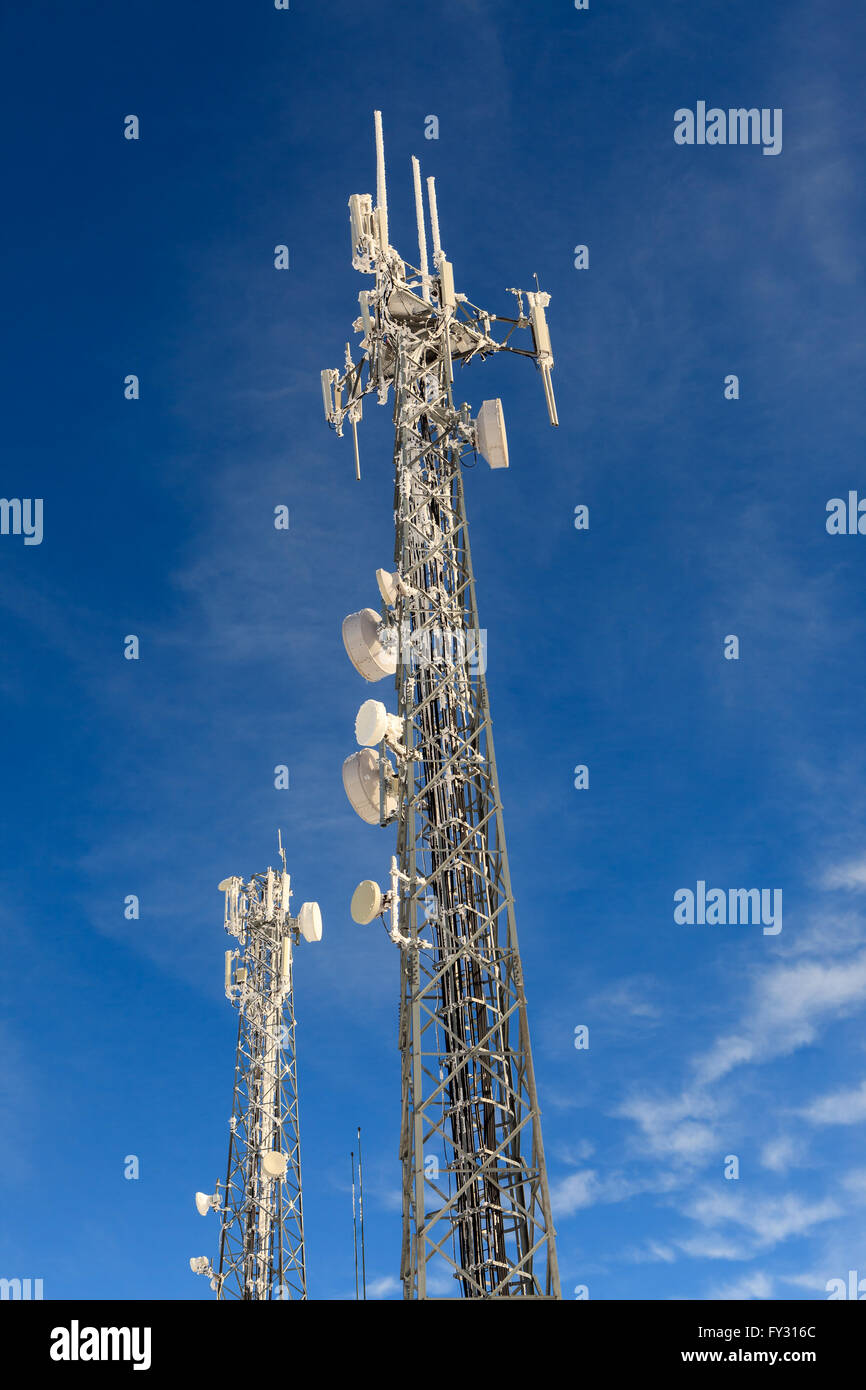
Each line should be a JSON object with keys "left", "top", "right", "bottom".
{"left": 325, "top": 112, "right": 561, "bottom": 1299}
{"left": 190, "top": 839, "right": 323, "bottom": 1299}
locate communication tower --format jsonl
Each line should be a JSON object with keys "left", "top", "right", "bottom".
{"left": 190, "top": 836, "right": 322, "bottom": 1299}
{"left": 324, "top": 112, "right": 561, "bottom": 1299}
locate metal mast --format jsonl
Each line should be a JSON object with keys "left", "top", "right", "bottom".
{"left": 190, "top": 837, "right": 323, "bottom": 1300}
{"left": 325, "top": 112, "right": 561, "bottom": 1299}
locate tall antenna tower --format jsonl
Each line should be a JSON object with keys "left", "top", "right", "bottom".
{"left": 324, "top": 112, "right": 561, "bottom": 1299}
{"left": 190, "top": 835, "right": 323, "bottom": 1300}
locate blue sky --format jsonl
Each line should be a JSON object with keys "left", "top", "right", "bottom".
{"left": 2, "top": 0, "right": 865, "bottom": 1300}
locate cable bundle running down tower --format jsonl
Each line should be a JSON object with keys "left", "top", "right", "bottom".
{"left": 190, "top": 838, "right": 323, "bottom": 1300}
{"left": 325, "top": 112, "right": 561, "bottom": 1299}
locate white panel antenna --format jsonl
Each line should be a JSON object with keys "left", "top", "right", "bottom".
{"left": 475, "top": 399, "right": 509, "bottom": 470}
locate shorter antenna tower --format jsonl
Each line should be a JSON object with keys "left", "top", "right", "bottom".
{"left": 190, "top": 834, "right": 323, "bottom": 1300}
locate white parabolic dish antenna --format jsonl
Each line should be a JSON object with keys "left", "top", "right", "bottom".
{"left": 262, "top": 1151, "right": 288, "bottom": 1180}
{"left": 298, "top": 901, "right": 323, "bottom": 943}
{"left": 351, "top": 879, "right": 383, "bottom": 925}
{"left": 342, "top": 748, "right": 397, "bottom": 824}
{"left": 342, "top": 608, "right": 397, "bottom": 682}
{"left": 355, "top": 698, "right": 403, "bottom": 746}
{"left": 195, "top": 1192, "right": 213, "bottom": 1216}
{"left": 376, "top": 568, "right": 399, "bottom": 607}
{"left": 356, "top": 698, "right": 387, "bottom": 745}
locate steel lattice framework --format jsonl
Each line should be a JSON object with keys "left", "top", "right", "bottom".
{"left": 325, "top": 112, "right": 561, "bottom": 1299}
{"left": 192, "top": 857, "right": 321, "bottom": 1300}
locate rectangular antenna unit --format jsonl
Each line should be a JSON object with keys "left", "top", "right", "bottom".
{"left": 438, "top": 256, "right": 456, "bottom": 311}
{"left": 358, "top": 291, "right": 373, "bottom": 338}
{"left": 475, "top": 398, "right": 509, "bottom": 469}
{"left": 349, "top": 193, "right": 377, "bottom": 272}
{"left": 321, "top": 369, "right": 335, "bottom": 422}
{"left": 527, "top": 291, "right": 558, "bottom": 427}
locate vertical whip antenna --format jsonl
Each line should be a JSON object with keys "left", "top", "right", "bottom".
{"left": 357, "top": 1125, "right": 367, "bottom": 1300}
{"left": 411, "top": 157, "right": 430, "bottom": 299}
{"left": 351, "top": 1150, "right": 359, "bottom": 1300}
{"left": 426, "top": 174, "right": 441, "bottom": 262}
{"left": 373, "top": 110, "right": 389, "bottom": 248}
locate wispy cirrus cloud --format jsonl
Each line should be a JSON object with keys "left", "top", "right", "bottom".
{"left": 710, "top": 1271, "right": 774, "bottom": 1302}
{"left": 822, "top": 856, "right": 866, "bottom": 892}
{"left": 800, "top": 1080, "right": 866, "bottom": 1127}
{"left": 616, "top": 1089, "right": 720, "bottom": 1165}
{"left": 693, "top": 951, "right": 866, "bottom": 1086}
{"left": 550, "top": 1165, "right": 678, "bottom": 1217}
{"left": 760, "top": 1135, "right": 804, "bottom": 1174}
{"left": 685, "top": 1188, "right": 839, "bottom": 1253}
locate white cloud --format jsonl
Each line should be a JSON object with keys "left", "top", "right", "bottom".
{"left": 552, "top": 1139, "right": 595, "bottom": 1165}
{"left": 549, "top": 1170, "right": 604, "bottom": 1215}
{"left": 780, "top": 1270, "right": 827, "bottom": 1293}
{"left": 686, "top": 1189, "right": 839, "bottom": 1251}
{"left": 424, "top": 1269, "right": 463, "bottom": 1297}
{"left": 782, "top": 911, "right": 866, "bottom": 959}
{"left": 694, "top": 952, "right": 866, "bottom": 1085}
{"left": 365, "top": 1275, "right": 400, "bottom": 1299}
{"left": 841, "top": 1168, "right": 866, "bottom": 1201}
{"left": 375, "top": 1188, "right": 403, "bottom": 1212}
{"left": 589, "top": 978, "right": 662, "bottom": 1022}
{"left": 760, "top": 1135, "right": 802, "bottom": 1174}
{"left": 543, "top": 1085, "right": 584, "bottom": 1113}
{"left": 616, "top": 1090, "right": 718, "bottom": 1164}
{"left": 823, "top": 856, "right": 866, "bottom": 891}
{"left": 710, "top": 1271, "right": 774, "bottom": 1301}
{"left": 676, "top": 1234, "right": 750, "bottom": 1262}
{"left": 550, "top": 1166, "right": 678, "bottom": 1217}
{"left": 800, "top": 1079, "right": 866, "bottom": 1126}
{"left": 623, "top": 1240, "right": 677, "bottom": 1265}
